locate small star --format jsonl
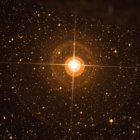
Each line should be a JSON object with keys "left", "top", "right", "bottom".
{"left": 114, "top": 49, "right": 118, "bottom": 54}
{"left": 48, "top": 13, "right": 51, "bottom": 16}
{"left": 9, "top": 136, "right": 13, "bottom": 139}
{"left": 80, "top": 111, "right": 83, "bottom": 115}
{"left": 42, "top": 67, "right": 45, "bottom": 70}
{"left": 58, "top": 23, "right": 61, "bottom": 27}
{"left": 59, "top": 87, "right": 62, "bottom": 90}
{"left": 109, "top": 118, "right": 114, "bottom": 124}
{"left": 128, "top": 43, "right": 132, "bottom": 47}
{"left": 11, "top": 86, "right": 15, "bottom": 90}
{"left": 37, "top": 13, "right": 40, "bottom": 17}
{"left": 3, "top": 116, "right": 6, "bottom": 120}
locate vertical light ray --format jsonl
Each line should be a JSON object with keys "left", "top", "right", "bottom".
{"left": 70, "top": 70, "right": 75, "bottom": 129}
{"left": 73, "top": 15, "right": 76, "bottom": 59}
{"left": 70, "top": 15, "right": 77, "bottom": 130}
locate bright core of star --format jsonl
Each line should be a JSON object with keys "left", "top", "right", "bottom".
{"left": 68, "top": 59, "right": 81, "bottom": 72}
{"left": 65, "top": 56, "right": 85, "bottom": 77}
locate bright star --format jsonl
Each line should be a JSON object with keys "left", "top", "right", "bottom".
{"left": 65, "top": 57, "right": 85, "bottom": 77}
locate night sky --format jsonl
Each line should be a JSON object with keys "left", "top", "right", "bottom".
{"left": 0, "top": 1, "right": 140, "bottom": 139}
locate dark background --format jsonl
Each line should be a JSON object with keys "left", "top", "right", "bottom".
{"left": 0, "top": 0, "right": 140, "bottom": 139}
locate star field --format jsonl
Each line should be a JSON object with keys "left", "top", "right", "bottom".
{"left": 0, "top": 1, "right": 140, "bottom": 139}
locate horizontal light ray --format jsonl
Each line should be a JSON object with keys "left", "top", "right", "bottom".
{"left": 0, "top": 62, "right": 139, "bottom": 69}
{"left": 0, "top": 62, "right": 66, "bottom": 66}
{"left": 82, "top": 64, "right": 139, "bottom": 69}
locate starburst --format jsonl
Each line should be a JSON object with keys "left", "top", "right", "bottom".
{"left": 0, "top": 16, "right": 138, "bottom": 132}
